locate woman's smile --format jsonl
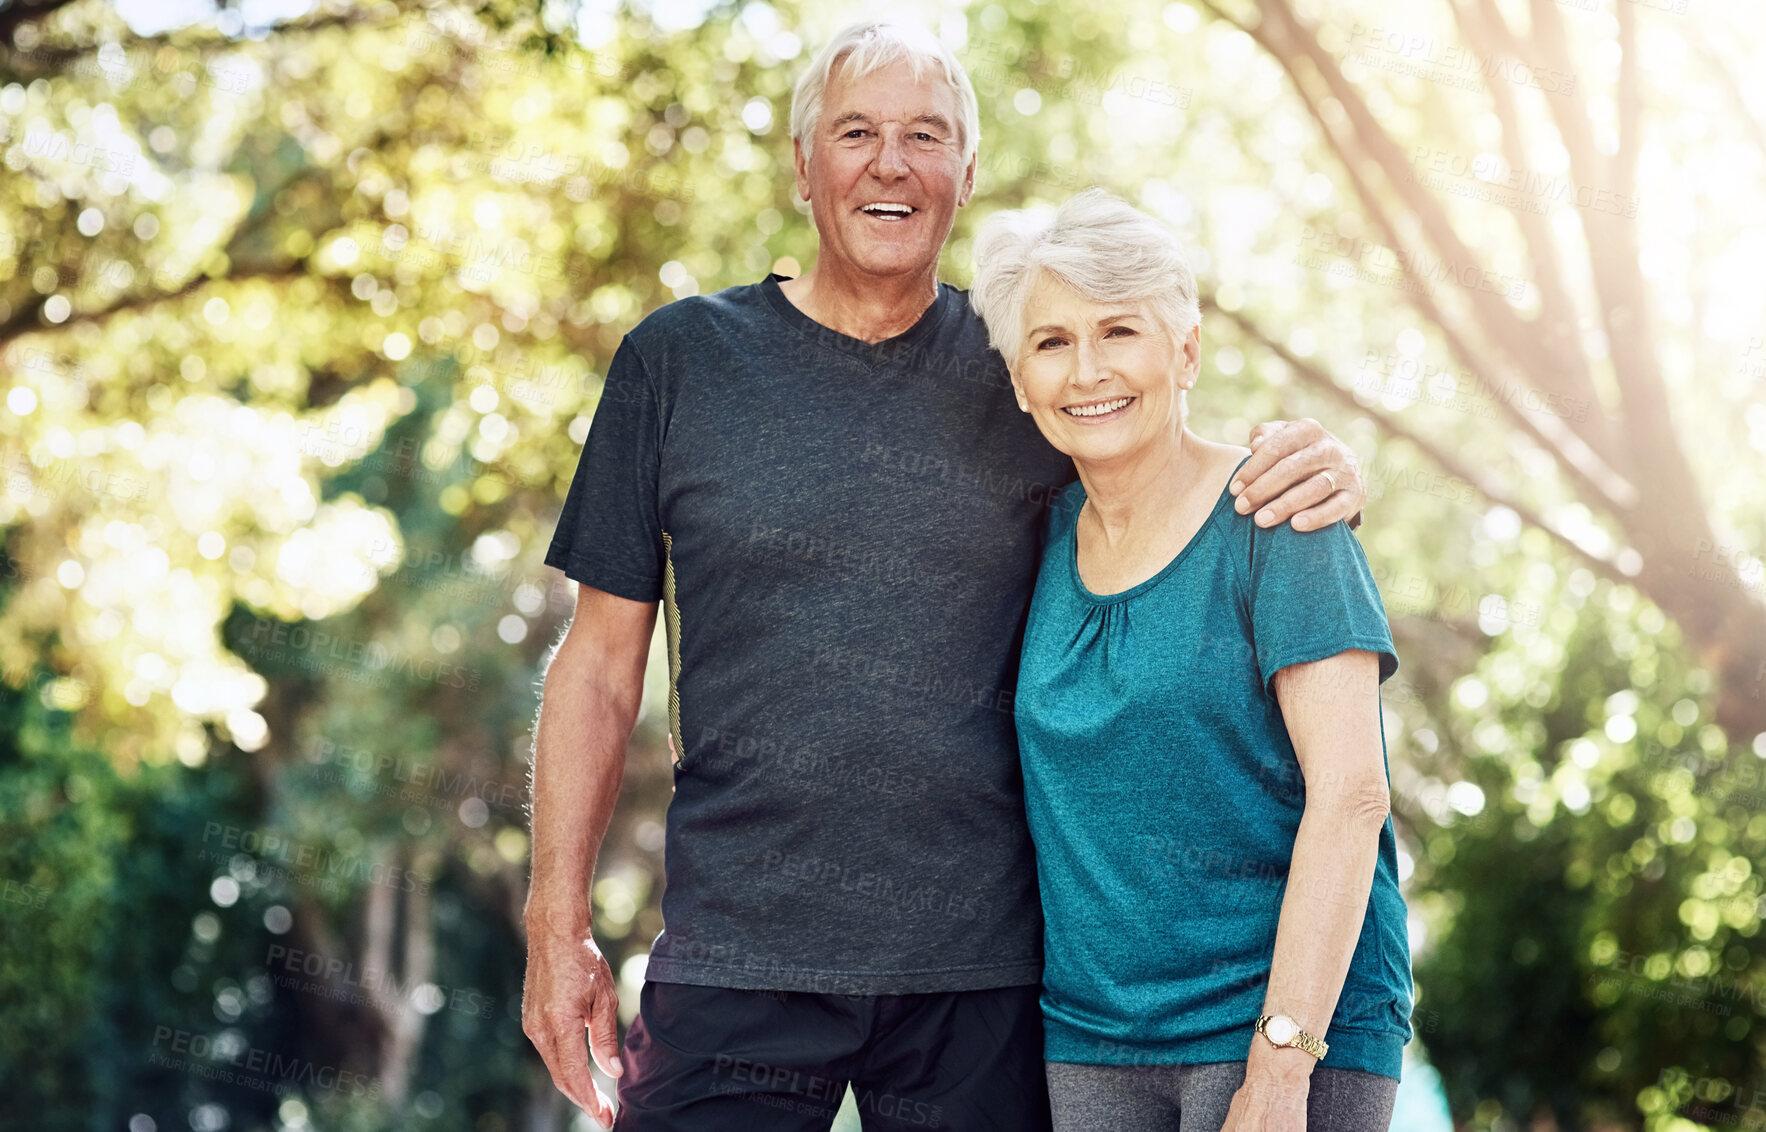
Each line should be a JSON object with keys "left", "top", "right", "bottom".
{"left": 1061, "top": 395, "right": 1137, "bottom": 421}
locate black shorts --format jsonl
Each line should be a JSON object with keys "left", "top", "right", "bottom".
{"left": 611, "top": 980, "right": 1053, "bottom": 1131}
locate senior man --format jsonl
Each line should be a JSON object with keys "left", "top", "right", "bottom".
{"left": 524, "top": 18, "right": 1368, "bottom": 1132}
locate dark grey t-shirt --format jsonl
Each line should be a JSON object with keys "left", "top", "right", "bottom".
{"left": 545, "top": 272, "right": 1077, "bottom": 993}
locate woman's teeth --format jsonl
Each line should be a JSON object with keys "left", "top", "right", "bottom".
{"left": 1063, "top": 396, "right": 1135, "bottom": 418}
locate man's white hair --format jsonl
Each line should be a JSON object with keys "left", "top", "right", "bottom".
{"left": 789, "top": 19, "right": 981, "bottom": 168}
{"left": 969, "top": 188, "right": 1202, "bottom": 367}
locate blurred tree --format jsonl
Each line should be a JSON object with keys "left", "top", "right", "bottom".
{"left": 1190, "top": 0, "right": 1766, "bottom": 745}
{"left": 1170, "top": 2, "right": 1766, "bottom": 1127}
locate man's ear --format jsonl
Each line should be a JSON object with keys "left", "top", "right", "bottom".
{"left": 957, "top": 151, "right": 977, "bottom": 208}
{"left": 793, "top": 137, "right": 812, "bottom": 201}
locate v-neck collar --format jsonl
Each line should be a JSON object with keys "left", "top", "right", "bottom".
{"left": 759, "top": 272, "right": 952, "bottom": 370}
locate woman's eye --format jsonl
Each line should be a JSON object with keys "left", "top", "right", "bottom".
{"left": 1035, "top": 337, "right": 1067, "bottom": 350}
{"left": 1106, "top": 326, "right": 1136, "bottom": 337}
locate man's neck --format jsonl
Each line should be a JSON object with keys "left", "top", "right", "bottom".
{"left": 777, "top": 262, "right": 940, "bottom": 344}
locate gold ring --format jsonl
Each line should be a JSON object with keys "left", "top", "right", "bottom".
{"left": 1320, "top": 470, "right": 1338, "bottom": 494}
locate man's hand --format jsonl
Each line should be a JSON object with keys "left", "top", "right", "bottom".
{"left": 523, "top": 912, "right": 623, "bottom": 1129}
{"left": 1230, "top": 418, "right": 1365, "bottom": 532}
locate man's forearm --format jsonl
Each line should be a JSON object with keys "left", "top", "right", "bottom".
{"left": 526, "top": 658, "right": 639, "bottom": 932}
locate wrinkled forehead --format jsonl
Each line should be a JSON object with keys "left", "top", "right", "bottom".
{"left": 822, "top": 55, "right": 962, "bottom": 128}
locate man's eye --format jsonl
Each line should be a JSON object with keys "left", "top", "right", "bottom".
{"left": 914, "top": 132, "right": 936, "bottom": 141}
{"left": 843, "top": 129, "right": 869, "bottom": 138}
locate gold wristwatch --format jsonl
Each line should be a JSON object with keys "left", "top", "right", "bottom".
{"left": 1255, "top": 1013, "right": 1329, "bottom": 1059}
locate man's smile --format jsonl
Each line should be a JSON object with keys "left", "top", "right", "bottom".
{"left": 859, "top": 202, "right": 920, "bottom": 221}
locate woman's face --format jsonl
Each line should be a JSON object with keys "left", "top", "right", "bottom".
{"left": 1009, "top": 271, "right": 1201, "bottom": 466}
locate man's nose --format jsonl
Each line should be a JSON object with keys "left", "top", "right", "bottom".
{"left": 873, "top": 130, "right": 910, "bottom": 178}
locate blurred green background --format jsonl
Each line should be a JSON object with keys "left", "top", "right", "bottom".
{"left": 2, "top": 0, "right": 1764, "bottom": 1129}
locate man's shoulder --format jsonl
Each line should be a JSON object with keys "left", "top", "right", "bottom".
{"left": 940, "top": 280, "right": 984, "bottom": 329}
{"left": 626, "top": 279, "right": 770, "bottom": 355}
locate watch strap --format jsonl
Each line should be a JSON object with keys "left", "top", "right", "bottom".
{"left": 1255, "top": 1014, "right": 1330, "bottom": 1060}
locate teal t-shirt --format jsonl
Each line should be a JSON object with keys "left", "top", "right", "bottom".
{"left": 1015, "top": 454, "right": 1414, "bottom": 1080}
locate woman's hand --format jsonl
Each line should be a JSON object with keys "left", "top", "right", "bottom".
{"left": 1219, "top": 1051, "right": 1312, "bottom": 1132}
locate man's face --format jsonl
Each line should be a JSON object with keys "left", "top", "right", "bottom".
{"left": 793, "top": 57, "right": 976, "bottom": 281}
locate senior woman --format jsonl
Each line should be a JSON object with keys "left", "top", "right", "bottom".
{"left": 969, "top": 188, "right": 1412, "bottom": 1132}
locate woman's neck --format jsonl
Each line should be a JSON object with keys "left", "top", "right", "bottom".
{"left": 1075, "top": 428, "right": 1223, "bottom": 547}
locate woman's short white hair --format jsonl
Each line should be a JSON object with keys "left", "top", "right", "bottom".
{"left": 790, "top": 19, "right": 980, "bottom": 168}
{"left": 969, "top": 188, "right": 1202, "bottom": 366}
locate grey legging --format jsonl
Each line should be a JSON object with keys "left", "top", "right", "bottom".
{"left": 1046, "top": 1060, "right": 1397, "bottom": 1132}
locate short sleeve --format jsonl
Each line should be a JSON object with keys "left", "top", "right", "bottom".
{"left": 1243, "top": 518, "right": 1397, "bottom": 696}
{"left": 543, "top": 336, "right": 665, "bottom": 602}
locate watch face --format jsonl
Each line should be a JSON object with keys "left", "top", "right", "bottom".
{"left": 1265, "top": 1016, "right": 1297, "bottom": 1044}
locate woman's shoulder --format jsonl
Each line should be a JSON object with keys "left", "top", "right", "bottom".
{"left": 1204, "top": 446, "right": 1370, "bottom": 579}
{"left": 1200, "top": 443, "right": 1256, "bottom": 532}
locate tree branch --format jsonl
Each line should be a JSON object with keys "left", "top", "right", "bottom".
{"left": 1192, "top": 0, "right": 1636, "bottom": 517}
{"left": 1454, "top": 0, "right": 1612, "bottom": 450}
{"left": 0, "top": 8, "right": 397, "bottom": 80}
{"left": 1207, "top": 297, "right": 1633, "bottom": 590}
{"left": 1253, "top": 0, "right": 1608, "bottom": 435}
{"left": 0, "top": 0, "right": 80, "bottom": 45}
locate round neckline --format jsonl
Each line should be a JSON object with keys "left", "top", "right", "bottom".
{"left": 1067, "top": 452, "right": 1254, "bottom": 605}
{"left": 759, "top": 272, "right": 951, "bottom": 368}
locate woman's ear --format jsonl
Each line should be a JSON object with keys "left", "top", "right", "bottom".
{"left": 1010, "top": 371, "right": 1029, "bottom": 412}
{"left": 1178, "top": 323, "right": 1202, "bottom": 390}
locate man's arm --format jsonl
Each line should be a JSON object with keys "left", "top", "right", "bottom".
{"left": 1229, "top": 418, "right": 1366, "bottom": 531}
{"left": 523, "top": 581, "right": 658, "bottom": 1129}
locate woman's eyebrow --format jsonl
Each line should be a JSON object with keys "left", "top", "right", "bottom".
{"left": 1026, "top": 311, "right": 1143, "bottom": 337}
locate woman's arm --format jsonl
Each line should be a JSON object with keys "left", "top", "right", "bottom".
{"left": 1221, "top": 648, "right": 1391, "bottom": 1131}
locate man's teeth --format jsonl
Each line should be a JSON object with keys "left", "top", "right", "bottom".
{"left": 1064, "top": 397, "right": 1134, "bottom": 417}
{"left": 863, "top": 204, "right": 915, "bottom": 216}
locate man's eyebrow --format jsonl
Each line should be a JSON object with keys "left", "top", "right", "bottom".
{"left": 826, "top": 111, "right": 955, "bottom": 134}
